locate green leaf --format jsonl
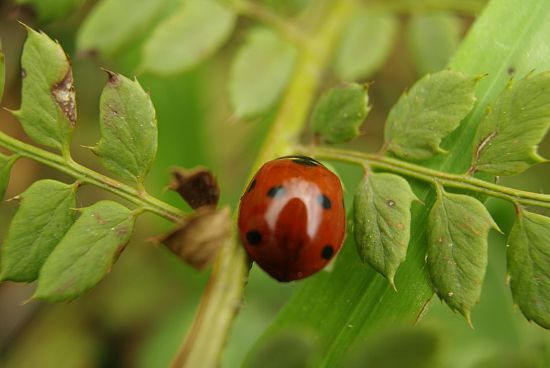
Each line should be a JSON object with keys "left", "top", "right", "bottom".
{"left": 0, "top": 154, "right": 17, "bottom": 201}
{"left": 94, "top": 72, "right": 157, "bottom": 186}
{"left": 384, "top": 70, "right": 478, "bottom": 161}
{"left": 427, "top": 189, "right": 498, "bottom": 322}
{"left": 141, "top": 0, "right": 236, "bottom": 75}
{"left": 0, "top": 180, "right": 77, "bottom": 282}
{"left": 244, "top": 330, "right": 319, "bottom": 368}
{"left": 407, "top": 12, "right": 462, "bottom": 76}
{"left": 15, "top": 0, "right": 84, "bottom": 22}
{"left": 229, "top": 27, "right": 297, "bottom": 119}
{"left": 353, "top": 173, "right": 418, "bottom": 287}
{"left": 253, "top": 0, "right": 550, "bottom": 365}
{"left": 311, "top": 83, "right": 370, "bottom": 144}
{"left": 334, "top": 10, "right": 398, "bottom": 81}
{"left": 507, "top": 210, "right": 550, "bottom": 328}
{"left": 34, "top": 201, "right": 135, "bottom": 301}
{"left": 0, "top": 41, "right": 5, "bottom": 102}
{"left": 77, "top": 0, "right": 166, "bottom": 58}
{"left": 471, "top": 72, "right": 550, "bottom": 176}
{"left": 342, "top": 327, "right": 440, "bottom": 368}
{"left": 13, "top": 26, "right": 75, "bottom": 154}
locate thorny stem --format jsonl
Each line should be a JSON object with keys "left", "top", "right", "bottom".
{"left": 300, "top": 145, "right": 550, "bottom": 209}
{"left": 171, "top": 1, "right": 358, "bottom": 367}
{"left": 0, "top": 130, "right": 184, "bottom": 222}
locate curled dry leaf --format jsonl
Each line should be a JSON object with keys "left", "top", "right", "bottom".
{"left": 159, "top": 206, "right": 231, "bottom": 270}
{"left": 169, "top": 166, "right": 220, "bottom": 209}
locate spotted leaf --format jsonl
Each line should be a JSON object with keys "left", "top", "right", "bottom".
{"left": 93, "top": 72, "right": 157, "bottom": 186}
{"left": 13, "top": 26, "right": 75, "bottom": 154}
{"left": 34, "top": 201, "right": 135, "bottom": 301}
{"left": 354, "top": 173, "right": 419, "bottom": 287}
{"left": 427, "top": 189, "right": 498, "bottom": 322}
{"left": 507, "top": 210, "right": 550, "bottom": 329}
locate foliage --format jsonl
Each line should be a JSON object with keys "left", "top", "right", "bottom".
{"left": 1, "top": 0, "right": 550, "bottom": 367}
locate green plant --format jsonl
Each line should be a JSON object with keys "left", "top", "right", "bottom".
{"left": 1, "top": 0, "right": 550, "bottom": 367}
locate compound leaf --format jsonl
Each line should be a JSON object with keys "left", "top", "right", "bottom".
{"left": 0, "top": 180, "right": 77, "bottom": 282}
{"left": 471, "top": 72, "right": 550, "bottom": 175}
{"left": 427, "top": 189, "right": 498, "bottom": 322}
{"left": 34, "top": 201, "right": 135, "bottom": 301}
{"left": 94, "top": 72, "right": 157, "bottom": 186}
{"left": 507, "top": 210, "right": 550, "bottom": 329}
{"left": 384, "top": 70, "right": 477, "bottom": 161}
{"left": 311, "top": 83, "right": 370, "bottom": 144}
{"left": 353, "top": 173, "right": 418, "bottom": 287}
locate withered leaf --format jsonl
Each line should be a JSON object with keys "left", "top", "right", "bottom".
{"left": 169, "top": 166, "right": 220, "bottom": 209}
{"left": 159, "top": 206, "right": 231, "bottom": 270}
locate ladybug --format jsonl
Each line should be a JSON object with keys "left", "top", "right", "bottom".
{"left": 238, "top": 155, "right": 346, "bottom": 281}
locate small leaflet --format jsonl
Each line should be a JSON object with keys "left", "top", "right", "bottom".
{"left": 507, "top": 210, "right": 550, "bottom": 329}
{"left": 34, "top": 201, "right": 135, "bottom": 301}
{"left": 0, "top": 180, "right": 77, "bottom": 282}
{"left": 383, "top": 70, "right": 478, "bottom": 161}
{"left": 427, "top": 188, "right": 498, "bottom": 323}
{"left": 93, "top": 71, "right": 157, "bottom": 186}
{"left": 353, "top": 173, "right": 418, "bottom": 287}
{"left": 311, "top": 83, "right": 370, "bottom": 144}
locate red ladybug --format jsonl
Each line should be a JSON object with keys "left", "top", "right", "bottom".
{"left": 238, "top": 155, "right": 346, "bottom": 281}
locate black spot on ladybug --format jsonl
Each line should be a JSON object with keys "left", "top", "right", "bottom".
{"left": 247, "top": 179, "right": 256, "bottom": 193}
{"left": 318, "top": 194, "right": 332, "bottom": 209}
{"left": 267, "top": 185, "right": 285, "bottom": 198}
{"left": 278, "top": 155, "right": 322, "bottom": 167}
{"left": 321, "top": 245, "right": 334, "bottom": 260}
{"left": 246, "top": 230, "right": 262, "bottom": 246}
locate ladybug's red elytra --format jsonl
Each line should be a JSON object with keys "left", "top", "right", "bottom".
{"left": 238, "top": 155, "right": 346, "bottom": 281}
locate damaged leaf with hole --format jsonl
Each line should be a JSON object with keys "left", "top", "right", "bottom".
{"left": 12, "top": 26, "right": 76, "bottom": 154}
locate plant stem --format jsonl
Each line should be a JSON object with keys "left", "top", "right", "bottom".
{"left": 231, "top": 0, "right": 309, "bottom": 47}
{"left": 0, "top": 130, "right": 184, "bottom": 222}
{"left": 300, "top": 145, "right": 550, "bottom": 209}
{"left": 171, "top": 2, "right": 357, "bottom": 367}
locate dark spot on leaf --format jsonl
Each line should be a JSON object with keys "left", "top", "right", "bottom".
{"left": 267, "top": 185, "right": 285, "bottom": 198}
{"left": 318, "top": 194, "right": 331, "bottom": 209}
{"left": 102, "top": 68, "right": 121, "bottom": 85}
{"left": 169, "top": 167, "right": 220, "bottom": 209}
{"left": 247, "top": 179, "right": 256, "bottom": 193}
{"left": 51, "top": 69, "right": 76, "bottom": 125}
{"left": 246, "top": 230, "right": 262, "bottom": 245}
{"left": 387, "top": 199, "right": 395, "bottom": 207}
{"left": 507, "top": 66, "right": 515, "bottom": 75}
{"left": 321, "top": 245, "right": 334, "bottom": 260}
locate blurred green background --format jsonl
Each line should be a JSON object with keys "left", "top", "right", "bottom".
{"left": 1, "top": 0, "right": 549, "bottom": 367}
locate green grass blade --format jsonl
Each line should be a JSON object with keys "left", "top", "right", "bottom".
{"left": 250, "top": 0, "right": 550, "bottom": 366}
